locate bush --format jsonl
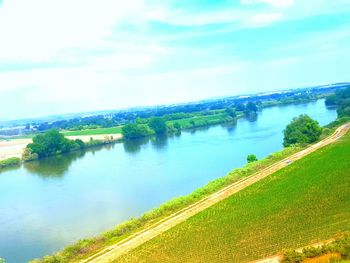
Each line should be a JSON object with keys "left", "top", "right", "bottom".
{"left": 302, "top": 246, "right": 323, "bottom": 258}
{"left": 283, "top": 115, "right": 322, "bottom": 147}
{"left": 0, "top": 157, "right": 21, "bottom": 169}
{"left": 247, "top": 154, "right": 258, "bottom": 163}
{"left": 283, "top": 250, "right": 305, "bottom": 263}
{"left": 282, "top": 234, "right": 350, "bottom": 262}
{"left": 22, "top": 148, "right": 39, "bottom": 161}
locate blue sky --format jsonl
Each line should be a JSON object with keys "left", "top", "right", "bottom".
{"left": 1, "top": 0, "right": 350, "bottom": 120}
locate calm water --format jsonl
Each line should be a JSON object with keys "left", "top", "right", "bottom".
{"left": 0, "top": 100, "right": 337, "bottom": 262}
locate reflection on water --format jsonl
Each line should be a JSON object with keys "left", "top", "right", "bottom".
{"left": 23, "top": 144, "right": 116, "bottom": 178}
{"left": 221, "top": 120, "right": 238, "bottom": 133}
{"left": 24, "top": 151, "right": 86, "bottom": 177}
{"left": 150, "top": 135, "right": 169, "bottom": 151}
{"left": 123, "top": 137, "right": 150, "bottom": 154}
{"left": 123, "top": 134, "right": 172, "bottom": 154}
{"left": 244, "top": 112, "right": 258, "bottom": 122}
{"left": 0, "top": 164, "right": 21, "bottom": 174}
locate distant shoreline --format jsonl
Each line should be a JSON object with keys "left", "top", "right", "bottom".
{"left": 0, "top": 134, "right": 122, "bottom": 161}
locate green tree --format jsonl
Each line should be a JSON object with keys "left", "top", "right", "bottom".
{"left": 225, "top": 107, "right": 237, "bottom": 118}
{"left": 26, "top": 130, "right": 84, "bottom": 158}
{"left": 246, "top": 102, "right": 258, "bottom": 112}
{"left": 148, "top": 117, "right": 167, "bottom": 134}
{"left": 325, "top": 86, "right": 350, "bottom": 117}
{"left": 283, "top": 115, "right": 322, "bottom": 147}
{"left": 174, "top": 122, "right": 181, "bottom": 131}
{"left": 122, "top": 123, "right": 153, "bottom": 140}
{"left": 247, "top": 154, "right": 258, "bottom": 163}
{"left": 235, "top": 103, "right": 246, "bottom": 112}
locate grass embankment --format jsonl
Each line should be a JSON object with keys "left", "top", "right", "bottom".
{"left": 61, "top": 126, "right": 123, "bottom": 136}
{"left": 32, "top": 145, "right": 303, "bottom": 262}
{"left": 114, "top": 132, "right": 350, "bottom": 263}
{"left": 0, "top": 157, "right": 21, "bottom": 170}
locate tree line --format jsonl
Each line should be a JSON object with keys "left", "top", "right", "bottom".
{"left": 22, "top": 130, "right": 109, "bottom": 160}
{"left": 24, "top": 89, "right": 325, "bottom": 134}
{"left": 325, "top": 86, "right": 350, "bottom": 118}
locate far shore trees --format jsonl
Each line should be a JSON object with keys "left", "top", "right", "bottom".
{"left": 225, "top": 107, "right": 237, "bottom": 118}
{"left": 283, "top": 115, "right": 322, "bottom": 147}
{"left": 244, "top": 102, "right": 258, "bottom": 117}
{"left": 23, "top": 130, "right": 86, "bottom": 159}
{"left": 122, "top": 123, "right": 154, "bottom": 140}
{"left": 148, "top": 117, "right": 167, "bottom": 135}
{"left": 325, "top": 86, "right": 350, "bottom": 118}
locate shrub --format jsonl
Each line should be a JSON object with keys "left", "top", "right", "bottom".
{"left": 22, "top": 148, "right": 39, "bottom": 161}
{"left": 282, "top": 250, "right": 305, "bottom": 263}
{"left": 247, "top": 154, "right": 258, "bottom": 163}
{"left": 302, "top": 246, "right": 323, "bottom": 258}
{"left": 282, "top": 234, "right": 350, "bottom": 262}
{"left": 0, "top": 157, "right": 21, "bottom": 169}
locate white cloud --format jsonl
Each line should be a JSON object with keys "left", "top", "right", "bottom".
{"left": 241, "top": 0, "right": 294, "bottom": 8}
{"left": 144, "top": 8, "right": 249, "bottom": 26}
{"left": 247, "top": 13, "right": 283, "bottom": 26}
{"left": 0, "top": 0, "right": 144, "bottom": 62}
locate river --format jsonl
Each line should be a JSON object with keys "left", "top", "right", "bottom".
{"left": 0, "top": 99, "right": 337, "bottom": 262}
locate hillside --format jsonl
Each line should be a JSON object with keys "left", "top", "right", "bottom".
{"left": 114, "top": 132, "right": 350, "bottom": 263}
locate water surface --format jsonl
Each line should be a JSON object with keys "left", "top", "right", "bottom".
{"left": 0, "top": 100, "right": 337, "bottom": 262}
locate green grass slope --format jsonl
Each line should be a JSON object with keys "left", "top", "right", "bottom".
{"left": 115, "top": 133, "right": 350, "bottom": 263}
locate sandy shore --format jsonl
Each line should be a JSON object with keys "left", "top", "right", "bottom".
{"left": 0, "top": 139, "right": 31, "bottom": 160}
{"left": 0, "top": 134, "right": 122, "bottom": 161}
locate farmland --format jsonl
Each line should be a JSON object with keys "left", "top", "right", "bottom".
{"left": 61, "top": 126, "right": 123, "bottom": 136}
{"left": 114, "top": 132, "right": 350, "bottom": 263}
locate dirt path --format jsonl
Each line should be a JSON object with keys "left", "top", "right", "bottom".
{"left": 81, "top": 123, "right": 350, "bottom": 263}
{"left": 0, "top": 134, "right": 122, "bottom": 161}
{"left": 0, "top": 139, "right": 31, "bottom": 160}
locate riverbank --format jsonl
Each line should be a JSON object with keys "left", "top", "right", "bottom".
{"left": 31, "top": 146, "right": 302, "bottom": 262}
{"left": 0, "top": 134, "right": 122, "bottom": 162}
{"left": 88, "top": 123, "right": 350, "bottom": 263}
{"left": 31, "top": 123, "right": 350, "bottom": 262}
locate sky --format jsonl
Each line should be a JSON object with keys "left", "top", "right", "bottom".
{"left": 1, "top": 0, "right": 350, "bottom": 120}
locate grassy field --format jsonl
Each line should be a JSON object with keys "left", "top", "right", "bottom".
{"left": 115, "top": 133, "right": 350, "bottom": 263}
{"left": 167, "top": 113, "right": 234, "bottom": 129}
{"left": 61, "top": 126, "right": 123, "bottom": 136}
